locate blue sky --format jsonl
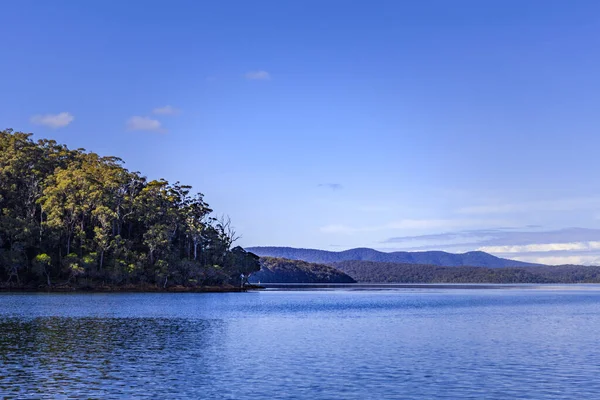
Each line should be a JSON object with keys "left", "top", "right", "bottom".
{"left": 2, "top": 0, "right": 600, "bottom": 264}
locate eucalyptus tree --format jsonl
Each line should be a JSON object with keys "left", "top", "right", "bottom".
{"left": 0, "top": 129, "right": 261, "bottom": 288}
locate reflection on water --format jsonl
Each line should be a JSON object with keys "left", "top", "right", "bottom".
{"left": 1, "top": 288, "right": 600, "bottom": 399}
{"left": 1, "top": 317, "right": 225, "bottom": 398}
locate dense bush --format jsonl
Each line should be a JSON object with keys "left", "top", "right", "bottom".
{"left": 249, "top": 257, "right": 356, "bottom": 283}
{"left": 0, "top": 129, "right": 259, "bottom": 288}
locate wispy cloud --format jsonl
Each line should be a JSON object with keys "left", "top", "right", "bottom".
{"left": 507, "top": 254, "right": 600, "bottom": 266}
{"left": 479, "top": 241, "right": 600, "bottom": 254}
{"left": 383, "top": 229, "right": 500, "bottom": 244}
{"left": 245, "top": 70, "right": 271, "bottom": 80}
{"left": 384, "top": 227, "right": 600, "bottom": 247}
{"left": 320, "top": 218, "right": 509, "bottom": 235}
{"left": 318, "top": 183, "right": 343, "bottom": 191}
{"left": 385, "top": 219, "right": 492, "bottom": 230}
{"left": 30, "top": 112, "right": 74, "bottom": 129}
{"left": 126, "top": 116, "right": 165, "bottom": 133}
{"left": 381, "top": 227, "right": 600, "bottom": 265}
{"left": 152, "top": 105, "right": 181, "bottom": 116}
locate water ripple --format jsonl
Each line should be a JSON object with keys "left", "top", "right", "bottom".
{"left": 1, "top": 289, "right": 600, "bottom": 398}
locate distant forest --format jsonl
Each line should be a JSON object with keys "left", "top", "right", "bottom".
{"left": 333, "top": 261, "right": 600, "bottom": 284}
{"left": 249, "top": 257, "right": 355, "bottom": 284}
{"left": 0, "top": 129, "right": 260, "bottom": 289}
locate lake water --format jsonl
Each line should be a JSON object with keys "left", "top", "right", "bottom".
{"left": 2, "top": 286, "right": 600, "bottom": 399}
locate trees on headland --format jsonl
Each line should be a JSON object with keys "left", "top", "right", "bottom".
{"left": 249, "top": 257, "right": 356, "bottom": 284}
{"left": 0, "top": 129, "right": 260, "bottom": 289}
{"left": 333, "top": 260, "right": 600, "bottom": 283}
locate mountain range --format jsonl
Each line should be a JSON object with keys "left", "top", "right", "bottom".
{"left": 245, "top": 247, "right": 540, "bottom": 268}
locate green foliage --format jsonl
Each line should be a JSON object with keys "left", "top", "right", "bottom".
{"left": 34, "top": 253, "right": 51, "bottom": 265}
{"left": 32, "top": 253, "right": 52, "bottom": 286}
{"left": 0, "top": 129, "right": 260, "bottom": 288}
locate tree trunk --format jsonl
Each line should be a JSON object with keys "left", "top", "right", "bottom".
{"left": 39, "top": 205, "right": 44, "bottom": 244}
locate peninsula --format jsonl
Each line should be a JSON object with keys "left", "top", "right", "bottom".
{"left": 0, "top": 129, "right": 260, "bottom": 291}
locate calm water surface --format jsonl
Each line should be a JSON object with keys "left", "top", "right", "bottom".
{"left": 1, "top": 286, "right": 600, "bottom": 399}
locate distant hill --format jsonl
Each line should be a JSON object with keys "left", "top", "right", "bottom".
{"left": 245, "top": 247, "right": 539, "bottom": 268}
{"left": 248, "top": 257, "right": 356, "bottom": 284}
{"left": 333, "top": 260, "right": 600, "bottom": 284}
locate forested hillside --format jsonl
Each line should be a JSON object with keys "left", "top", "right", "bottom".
{"left": 249, "top": 257, "right": 356, "bottom": 284}
{"left": 333, "top": 260, "right": 600, "bottom": 283}
{"left": 0, "top": 129, "right": 260, "bottom": 289}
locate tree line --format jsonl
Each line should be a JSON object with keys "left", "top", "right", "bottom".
{"left": 333, "top": 260, "right": 600, "bottom": 283}
{"left": 0, "top": 129, "right": 260, "bottom": 289}
{"left": 249, "top": 257, "right": 356, "bottom": 284}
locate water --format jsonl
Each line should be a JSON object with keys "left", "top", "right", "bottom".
{"left": 2, "top": 286, "right": 600, "bottom": 399}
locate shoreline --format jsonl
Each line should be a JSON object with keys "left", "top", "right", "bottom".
{"left": 0, "top": 284, "right": 265, "bottom": 293}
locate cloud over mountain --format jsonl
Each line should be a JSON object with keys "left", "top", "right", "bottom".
{"left": 382, "top": 227, "right": 600, "bottom": 265}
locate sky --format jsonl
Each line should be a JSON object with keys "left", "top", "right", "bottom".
{"left": 2, "top": 0, "right": 600, "bottom": 265}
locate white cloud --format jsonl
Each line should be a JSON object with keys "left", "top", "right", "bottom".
{"left": 479, "top": 241, "right": 600, "bottom": 254}
{"left": 245, "top": 70, "right": 271, "bottom": 80}
{"left": 30, "top": 112, "right": 74, "bottom": 129}
{"left": 126, "top": 116, "right": 164, "bottom": 132}
{"left": 152, "top": 105, "right": 181, "bottom": 116}
{"left": 383, "top": 227, "right": 600, "bottom": 250}
{"left": 509, "top": 254, "right": 600, "bottom": 266}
